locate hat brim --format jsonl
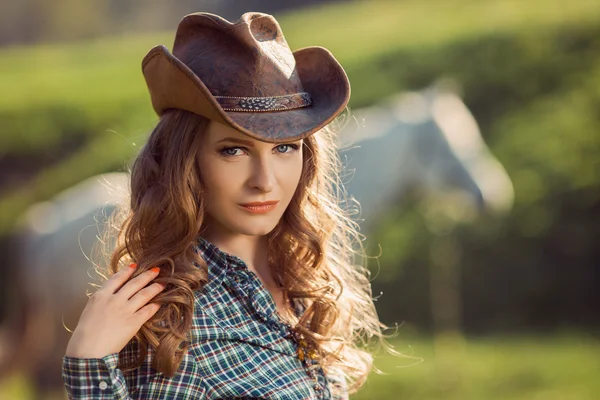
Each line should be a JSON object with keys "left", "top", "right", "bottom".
{"left": 142, "top": 45, "right": 350, "bottom": 143}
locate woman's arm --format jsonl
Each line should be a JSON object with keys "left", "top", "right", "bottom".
{"left": 62, "top": 340, "right": 207, "bottom": 399}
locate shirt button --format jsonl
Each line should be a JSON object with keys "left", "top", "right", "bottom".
{"left": 98, "top": 381, "right": 108, "bottom": 390}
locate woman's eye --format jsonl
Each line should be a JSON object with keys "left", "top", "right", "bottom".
{"left": 220, "top": 147, "right": 244, "bottom": 156}
{"left": 275, "top": 144, "right": 299, "bottom": 153}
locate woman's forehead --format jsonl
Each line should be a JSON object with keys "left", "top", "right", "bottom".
{"left": 206, "top": 121, "right": 302, "bottom": 145}
{"left": 206, "top": 121, "right": 247, "bottom": 141}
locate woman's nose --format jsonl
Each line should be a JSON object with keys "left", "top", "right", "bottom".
{"left": 248, "top": 157, "right": 275, "bottom": 193}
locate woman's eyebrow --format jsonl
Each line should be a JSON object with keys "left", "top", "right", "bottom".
{"left": 216, "top": 137, "right": 255, "bottom": 147}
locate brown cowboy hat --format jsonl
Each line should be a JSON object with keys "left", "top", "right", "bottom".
{"left": 141, "top": 12, "right": 350, "bottom": 143}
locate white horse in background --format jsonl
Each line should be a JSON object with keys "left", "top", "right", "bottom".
{"left": 338, "top": 82, "right": 513, "bottom": 227}
{"left": 0, "top": 82, "right": 513, "bottom": 397}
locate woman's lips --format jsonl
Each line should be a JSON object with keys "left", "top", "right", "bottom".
{"left": 239, "top": 201, "right": 279, "bottom": 214}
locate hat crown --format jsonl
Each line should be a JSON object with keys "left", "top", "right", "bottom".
{"left": 141, "top": 11, "right": 350, "bottom": 142}
{"left": 172, "top": 12, "right": 305, "bottom": 98}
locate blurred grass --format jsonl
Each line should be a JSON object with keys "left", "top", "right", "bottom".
{"left": 283, "top": 0, "right": 600, "bottom": 61}
{"left": 1, "top": 334, "right": 597, "bottom": 399}
{"left": 2, "top": 0, "right": 600, "bottom": 110}
{"left": 352, "top": 334, "right": 600, "bottom": 400}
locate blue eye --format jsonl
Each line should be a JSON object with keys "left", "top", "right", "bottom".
{"left": 220, "top": 147, "right": 245, "bottom": 156}
{"left": 276, "top": 144, "right": 299, "bottom": 153}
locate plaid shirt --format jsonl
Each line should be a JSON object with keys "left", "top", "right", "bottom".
{"left": 63, "top": 237, "right": 348, "bottom": 399}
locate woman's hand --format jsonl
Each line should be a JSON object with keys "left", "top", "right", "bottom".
{"left": 65, "top": 264, "right": 166, "bottom": 359}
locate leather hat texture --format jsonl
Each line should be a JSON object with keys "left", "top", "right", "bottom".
{"left": 142, "top": 12, "right": 351, "bottom": 143}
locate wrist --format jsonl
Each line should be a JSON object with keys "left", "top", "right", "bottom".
{"left": 65, "top": 337, "right": 113, "bottom": 359}
{"left": 65, "top": 347, "right": 111, "bottom": 359}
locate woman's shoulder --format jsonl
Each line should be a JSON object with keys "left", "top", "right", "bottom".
{"left": 190, "top": 289, "right": 230, "bottom": 340}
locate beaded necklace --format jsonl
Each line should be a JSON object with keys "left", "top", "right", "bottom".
{"left": 274, "top": 304, "right": 325, "bottom": 395}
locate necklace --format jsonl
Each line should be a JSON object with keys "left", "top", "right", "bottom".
{"left": 271, "top": 279, "right": 325, "bottom": 395}
{"left": 275, "top": 309, "right": 324, "bottom": 394}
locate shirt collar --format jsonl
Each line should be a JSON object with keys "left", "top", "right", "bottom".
{"left": 194, "top": 235, "right": 250, "bottom": 291}
{"left": 193, "top": 235, "right": 307, "bottom": 326}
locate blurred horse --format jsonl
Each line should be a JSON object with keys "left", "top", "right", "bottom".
{"left": 338, "top": 82, "right": 513, "bottom": 227}
{"left": 0, "top": 83, "right": 512, "bottom": 398}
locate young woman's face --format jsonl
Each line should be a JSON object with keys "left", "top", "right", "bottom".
{"left": 197, "top": 121, "right": 304, "bottom": 238}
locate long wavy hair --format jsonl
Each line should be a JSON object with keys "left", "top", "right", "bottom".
{"left": 98, "top": 108, "right": 399, "bottom": 395}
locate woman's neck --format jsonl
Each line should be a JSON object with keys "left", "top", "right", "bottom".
{"left": 202, "top": 231, "right": 270, "bottom": 277}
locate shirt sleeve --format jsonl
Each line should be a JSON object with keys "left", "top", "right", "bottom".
{"left": 62, "top": 340, "right": 207, "bottom": 399}
{"left": 62, "top": 353, "right": 130, "bottom": 399}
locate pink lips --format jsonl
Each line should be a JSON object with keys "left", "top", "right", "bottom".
{"left": 239, "top": 200, "right": 279, "bottom": 214}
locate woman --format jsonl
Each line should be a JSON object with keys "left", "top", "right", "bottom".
{"left": 62, "top": 11, "right": 395, "bottom": 400}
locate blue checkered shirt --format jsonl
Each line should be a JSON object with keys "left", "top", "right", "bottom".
{"left": 62, "top": 237, "right": 348, "bottom": 399}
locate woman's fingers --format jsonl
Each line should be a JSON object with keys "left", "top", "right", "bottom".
{"left": 128, "top": 282, "right": 167, "bottom": 312}
{"left": 134, "top": 302, "right": 163, "bottom": 324}
{"left": 98, "top": 263, "right": 138, "bottom": 294}
{"left": 115, "top": 267, "right": 162, "bottom": 300}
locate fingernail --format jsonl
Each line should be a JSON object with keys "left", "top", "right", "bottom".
{"left": 151, "top": 267, "right": 160, "bottom": 274}
{"left": 129, "top": 263, "right": 137, "bottom": 269}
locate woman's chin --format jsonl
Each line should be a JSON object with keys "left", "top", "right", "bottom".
{"left": 231, "top": 219, "right": 279, "bottom": 237}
